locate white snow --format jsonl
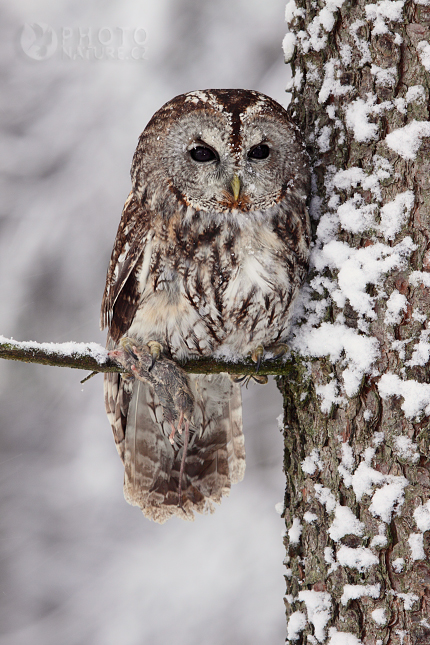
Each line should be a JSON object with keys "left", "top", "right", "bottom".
{"left": 295, "top": 0, "right": 346, "bottom": 54}
{"left": 275, "top": 502, "right": 284, "bottom": 515}
{"left": 392, "top": 557, "right": 405, "bottom": 572}
{"left": 288, "top": 517, "right": 303, "bottom": 545}
{"left": 315, "top": 380, "right": 346, "bottom": 413}
{"left": 297, "top": 321, "right": 379, "bottom": 397}
{"left": 371, "top": 64, "right": 397, "bottom": 87}
{"left": 391, "top": 592, "right": 419, "bottom": 610}
{"left": 384, "top": 290, "right": 408, "bottom": 325}
{"left": 285, "top": 0, "right": 305, "bottom": 23}
{"left": 282, "top": 32, "right": 297, "bottom": 63}
{"left": 319, "top": 58, "right": 353, "bottom": 104}
{"left": 286, "top": 611, "right": 307, "bottom": 641}
{"left": 414, "top": 500, "right": 430, "bottom": 531}
{"left": 337, "top": 194, "right": 376, "bottom": 234}
{"left": 370, "top": 534, "right": 388, "bottom": 548}
{"left": 303, "top": 512, "right": 318, "bottom": 523}
{"left": 327, "top": 627, "right": 363, "bottom": 644}
{"left": 369, "top": 477, "right": 408, "bottom": 522}
{"left": 410, "top": 270, "right": 430, "bottom": 288}
{"left": 0, "top": 334, "right": 109, "bottom": 364}
{"left": 406, "top": 331, "right": 430, "bottom": 367}
{"left": 328, "top": 505, "right": 365, "bottom": 542}
{"left": 385, "top": 120, "right": 430, "bottom": 160}
{"left": 298, "top": 590, "right": 332, "bottom": 643}
{"left": 379, "top": 190, "right": 414, "bottom": 241}
{"left": 378, "top": 372, "right": 430, "bottom": 418}
{"left": 348, "top": 449, "right": 408, "bottom": 522}
{"left": 317, "top": 125, "right": 332, "bottom": 152}
{"left": 312, "top": 237, "right": 415, "bottom": 320}
{"left": 417, "top": 40, "right": 430, "bottom": 71}
{"left": 302, "top": 449, "right": 324, "bottom": 475}
{"left": 371, "top": 608, "right": 387, "bottom": 625}
{"left": 365, "top": 0, "right": 405, "bottom": 34}
{"left": 393, "top": 435, "right": 419, "bottom": 462}
{"left": 341, "top": 583, "right": 380, "bottom": 605}
{"left": 336, "top": 545, "right": 378, "bottom": 571}
{"left": 344, "top": 96, "right": 380, "bottom": 142}
{"left": 408, "top": 532, "right": 425, "bottom": 560}
{"left": 350, "top": 449, "right": 384, "bottom": 499}
{"left": 314, "top": 484, "right": 337, "bottom": 513}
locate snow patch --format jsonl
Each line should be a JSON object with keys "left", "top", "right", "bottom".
{"left": 393, "top": 435, "right": 419, "bottom": 462}
{"left": 0, "top": 335, "right": 109, "bottom": 364}
{"left": 385, "top": 120, "right": 430, "bottom": 160}
{"left": 378, "top": 372, "right": 430, "bottom": 418}
{"left": 301, "top": 448, "right": 324, "bottom": 475}
{"left": 392, "top": 557, "right": 404, "bottom": 572}
{"left": 288, "top": 517, "right": 303, "bottom": 545}
{"left": 371, "top": 608, "right": 387, "bottom": 625}
{"left": 365, "top": 0, "right": 405, "bottom": 35}
{"left": 414, "top": 500, "right": 430, "bottom": 531}
{"left": 304, "top": 512, "right": 318, "bottom": 523}
{"left": 329, "top": 505, "right": 365, "bottom": 542}
{"left": 298, "top": 590, "right": 332, "bottom": 643}
{"left": 408, "top": 532, "right": 425, "bottom": 560}
{"left": 287, "top": 611, "right": 307, "bottom": 642}
{"left": 341, "top": 583, "right": 380, "bottom": 605}
{"left": 384, "top": 290, "right": 408, "bottom": 325}
{"left": 336, "top": 545, "right": 378, "bottom": 571}
{"left": 417, "top": 40, "right": 430, "bottom": 71}
{"left": 327, "top": 627, "right": 363, "bottom": 644}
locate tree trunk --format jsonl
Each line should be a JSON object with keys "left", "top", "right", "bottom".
{"left": 279, "top": 0, "right": 430, "bottom": 642}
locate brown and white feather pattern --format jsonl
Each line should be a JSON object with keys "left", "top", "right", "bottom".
{"left": 102, "top": 89, "right": 310, "bottom": 523}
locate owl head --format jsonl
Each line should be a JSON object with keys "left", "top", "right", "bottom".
{"left": 131, "top": 89, "right": 309, "bottom": 217}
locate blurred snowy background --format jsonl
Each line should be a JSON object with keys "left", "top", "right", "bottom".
{"left": 0, "top": 1, "right": 292, "bottom": 643}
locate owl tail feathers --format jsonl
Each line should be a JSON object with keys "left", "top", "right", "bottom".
{"left": 120, "top": 373, "right": 245, "bottom": 523}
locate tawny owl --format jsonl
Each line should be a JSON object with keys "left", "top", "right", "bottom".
{"left": 101, "top": 89, "right": 310, "bottom": 523}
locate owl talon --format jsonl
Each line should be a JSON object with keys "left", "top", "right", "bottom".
{"left": 266, "top": 342, "right": 289, "bottom": 360}
{"left": 251, "top": 345, "right": 265, "bottom": 372}
{"left": 147, "top": 340, "right": 164, "bottom": 371}
{"left": 232, "top": 374, "right": 268, "bottom": 386}
{"left": 118, "top": 336, "right": 140, "bottom": 361}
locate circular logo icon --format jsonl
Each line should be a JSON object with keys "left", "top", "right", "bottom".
{"left": 20, "top": 23, "right": 57, "bottom": 60}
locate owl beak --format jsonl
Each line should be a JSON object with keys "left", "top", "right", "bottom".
{"left": 230, "top": 175, "right": 241, "bottom": 201}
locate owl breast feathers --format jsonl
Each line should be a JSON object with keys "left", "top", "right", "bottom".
{"left": 101, "top": 89, "right": 311, "bottom": 523}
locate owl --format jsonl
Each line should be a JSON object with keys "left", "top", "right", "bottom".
{"left": 101, "top": 89, "right": 311, "bottom": 523}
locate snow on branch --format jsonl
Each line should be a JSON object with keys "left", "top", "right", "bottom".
{"left": 0, "top": 335, "right": 294, "bottom": 377}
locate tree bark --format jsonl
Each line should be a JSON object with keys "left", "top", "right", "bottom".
{"left": 279, "top": 0, "right": 430, "bottom": 642}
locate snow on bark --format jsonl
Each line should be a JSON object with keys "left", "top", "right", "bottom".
{"left": 281, "top": 0, "right": 430, "bottom": 640}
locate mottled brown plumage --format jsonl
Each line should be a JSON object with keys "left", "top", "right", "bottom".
{"left": 101, "top": 89, "right": 310, "bottom": 523}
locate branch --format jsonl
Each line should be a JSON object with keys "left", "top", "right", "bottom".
{"left": 0, "top": 336, "right": 295, "bottom": 377}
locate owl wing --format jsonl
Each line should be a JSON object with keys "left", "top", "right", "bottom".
{"left": 121, "top": 373, "right": 244, "bottom": 523}
{"left": 100, "top": 191, "right": 152, "bottom": 342}
{"left": 102, "top": 190, "right": 152, "bottom": 464}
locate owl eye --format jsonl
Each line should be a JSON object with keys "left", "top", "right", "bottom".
{"left": 248, "top": 144, "right": 270, "bottom": 160}
{"left": 190, "top": 146, "right": 218, "bottom": 162}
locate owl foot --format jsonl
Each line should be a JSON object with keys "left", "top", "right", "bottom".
{"left": 251, "top": 345, "right": 265, "bottom": 372}
{"left": 147, "top": 340, "right": 163, "bottom": 371}
{"left": 109, "top": 339, "right": 194, "bottom": 434}
{"left": 265, "top": 342, "right": 289, "bottom": 360}
{"left": 250, "top": 342, "right": 289, "bottom": 368}
{"left": 232, "top": 374, "right": 268, "bottom": 386}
